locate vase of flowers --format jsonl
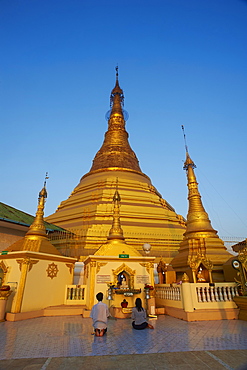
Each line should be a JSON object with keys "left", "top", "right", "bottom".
{"left": 107, "top": 282, "right": 115, "bottom": 289}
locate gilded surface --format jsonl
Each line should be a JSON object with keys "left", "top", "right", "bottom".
{"left": 7, "top": 183, "right": 61, "bottom": 256}
{"left": 171, "top": 151, "right": 231, "bottom": 279}
{"left": 188, "top": 254, "right": 213, "bottom": 272}
{"left": 0, "top": 260, "right": 9, "bottom": 285}
{"left": 108, "top": 187, "right": 124, "bottom": 240}
{"left": 238, "top": 248, "right": 247, "bottom": 268}
{"left": 0, "top": 290, "right": 12, "bottom": 300}
{"left": 22, "top": 239, "right": 41, "bottom": 252}
{"left": 25, "top": 187, "right": 47, "bottom": 238}
{"left": 66, "top": 263, "right": 74, "bottom": 274}
{"left": 84, "top": 265, "right": 89, "bottom": 279}
{"left": 89, "top": 259, "right": 96, "bottom": 309}
{"left": 16, "top": 258, "right": 39, "bottom": 272}
{"left": 139, "top": 262, "right": 154, "bottom": 274}
{"left": 182, "top": 273, "right": 190, "bottom": 282}
{"left": 0, "top": 260, "right": 9, "bottom": 275}
{"left": 157, "top": 258, "right": 167, "bottom": 273}
{"left": 12, "top": 260, "right": 29, "bottom": 313}
{"left": 184, "top": 152, "right": 217, "bottom": 238}
{"left": 89, "top": 75, "right": 142, "bottom": 174}
{"left": 45, "top": 74, "right": 186, "bottom": 257}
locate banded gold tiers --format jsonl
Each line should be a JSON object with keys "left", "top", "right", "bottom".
{"left": 46, "top": 71, "right": 185, "bottom": 259}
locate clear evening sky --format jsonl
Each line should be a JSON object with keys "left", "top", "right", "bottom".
{"left": 1, "top": 0, "right": 247, "bottom": 241}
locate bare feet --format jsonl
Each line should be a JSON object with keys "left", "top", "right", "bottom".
{"left": 147, "top": 324, "right": 154, "bottom": 329}
{"left": 95, "top": 329, "right": 100, "bottom": 337}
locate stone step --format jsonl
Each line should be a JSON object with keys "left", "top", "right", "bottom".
{"left": 6, "top": 304, "right": 89, "bottom": 322}
{"left": 44, "top": 304, "right": 87, "bottom": 316}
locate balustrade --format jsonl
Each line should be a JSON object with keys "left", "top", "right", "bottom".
{"left": 65, "top": 285, "right": 86, "bottom": 304}
{"left": 196, "top": 285, "right": 238, "bottom": 303}
{"left": 155, "top": 285, "right": 181, "bottom": 301}
{"left": 155, "top": 283, "right": 238, "bottom": 305}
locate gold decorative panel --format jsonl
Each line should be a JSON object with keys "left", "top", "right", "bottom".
{"left": 66, "top": 263, "right": 74, "bottom": 274}
{"left": 16, "top": 258, "right": 39, "bottom": 272}
{"left": 0, "top": 260, "right": 9, "bottom": 284}
{"left": 139, "top": 262, "right": 154, "bottom": 274}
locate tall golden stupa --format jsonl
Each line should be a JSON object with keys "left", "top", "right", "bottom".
{"left": 46, "top": 69, "right": 186, "bottom": 260}
{"left": 171, "top": 142, "right": 232, "bottom": 282}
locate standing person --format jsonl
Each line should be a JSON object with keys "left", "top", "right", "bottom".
{"left": 131, "top": 298, "right": 154, "bottom": 330}
{"left": 90, "top": 292, "right": 110, "bottom": 337}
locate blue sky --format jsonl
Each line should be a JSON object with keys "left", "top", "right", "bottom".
{"left": 1, "top": 0, "right": 247, "bottom": 241}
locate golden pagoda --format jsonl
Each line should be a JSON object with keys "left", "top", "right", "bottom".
{"left": 7, "top": 178, "right": 61, "bottom": 256}
{"left": 46, "top": 68, "right": 186, "bottom": 260}
{"left": 1, "top": 179, "right": 76, "bottom": 316}
{"left": 171, "top": 142, "right": 232, "bottom": 282}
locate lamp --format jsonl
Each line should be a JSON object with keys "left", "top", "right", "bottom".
{"left": 143, "top": 243, "right": 151, "bottom": 255}
{"left": 145, "top": 289, "right": 150, "bottom": 299}
{"left": 107, "top": 288, "right": 113, "bottom": 300}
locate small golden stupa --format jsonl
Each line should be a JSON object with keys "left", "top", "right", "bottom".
{"left": 46, "top": 68, "right": 186, "bottom": 259}
{"left": 7, "top": 177, "right": 61, "bottom": 256}
{"left": 2, "top": 177, "right": 75, "bottom": 316}
{"left": 171, "top": 132, "right": 232, "bottom": 282}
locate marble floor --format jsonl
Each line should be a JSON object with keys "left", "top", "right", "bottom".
{"left": 0, "top": 315, "right": 247, "bottom": 369}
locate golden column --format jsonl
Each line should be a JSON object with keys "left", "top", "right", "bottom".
{"left": 12, "top": 258, "right": 31, "bottom": 313}
{"left": 89, "top": 261, "right": 96, "bottom": 310}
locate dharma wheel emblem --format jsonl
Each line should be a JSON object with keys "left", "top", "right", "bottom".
{"left": 46, "top": 262, "right": 59, "bottom": 279}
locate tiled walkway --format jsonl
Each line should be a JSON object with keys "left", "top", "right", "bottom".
{"left": 0, "top": 315, "right": 247, "bottom": 369}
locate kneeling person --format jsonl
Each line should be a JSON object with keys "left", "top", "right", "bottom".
{"left": 131, "top": 298, "right": 154, "bottom": 330}
{"left": 90, "top": 292, "right": 110, "bottom": 337}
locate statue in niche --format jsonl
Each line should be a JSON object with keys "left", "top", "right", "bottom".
{"left": 197, "top": 267, "right": 206, "bottom": 282}
{"left": 118, "top": 272, "right": 129, "bottom": 289}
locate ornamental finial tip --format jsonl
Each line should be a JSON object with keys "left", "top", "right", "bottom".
{"left": 181, "top": 125, "right": 189, "bottom": 154}
{"left": 115, "top": 65, "right": 118, "bottom": 80}
{"left": 44, "top": 172, "right": 49, "bottom": 187}
{"left": 182, "top": 126, "right": 196, "bottom": 170}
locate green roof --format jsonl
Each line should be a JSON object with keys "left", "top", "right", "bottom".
{"left": 0, "top": 202, "right": 65, "bottom": 232}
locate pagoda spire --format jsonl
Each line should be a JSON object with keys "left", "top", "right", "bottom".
{"left": 89, "top": 67, "right": 142, "bottom": 174}
{"left": 25, "top": 174, "right": 49, "bottom": 239}
{"left": 108, "top": 179, "right": 125, "bottom": 241}
{"left": 109, "top": 66, "right": 124, "bottom": 117}
{"left": 6, "top": 174, "right": 61, "bottom": 255}
{"left": 182, "top": 127, "right": 217, "bottom": 238}
{"left": 170, "top": 128, "right": 232, "bottom": 283}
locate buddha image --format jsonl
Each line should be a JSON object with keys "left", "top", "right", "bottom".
{"left": 119, "top": 273, "right": 128, "bottom": 289}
